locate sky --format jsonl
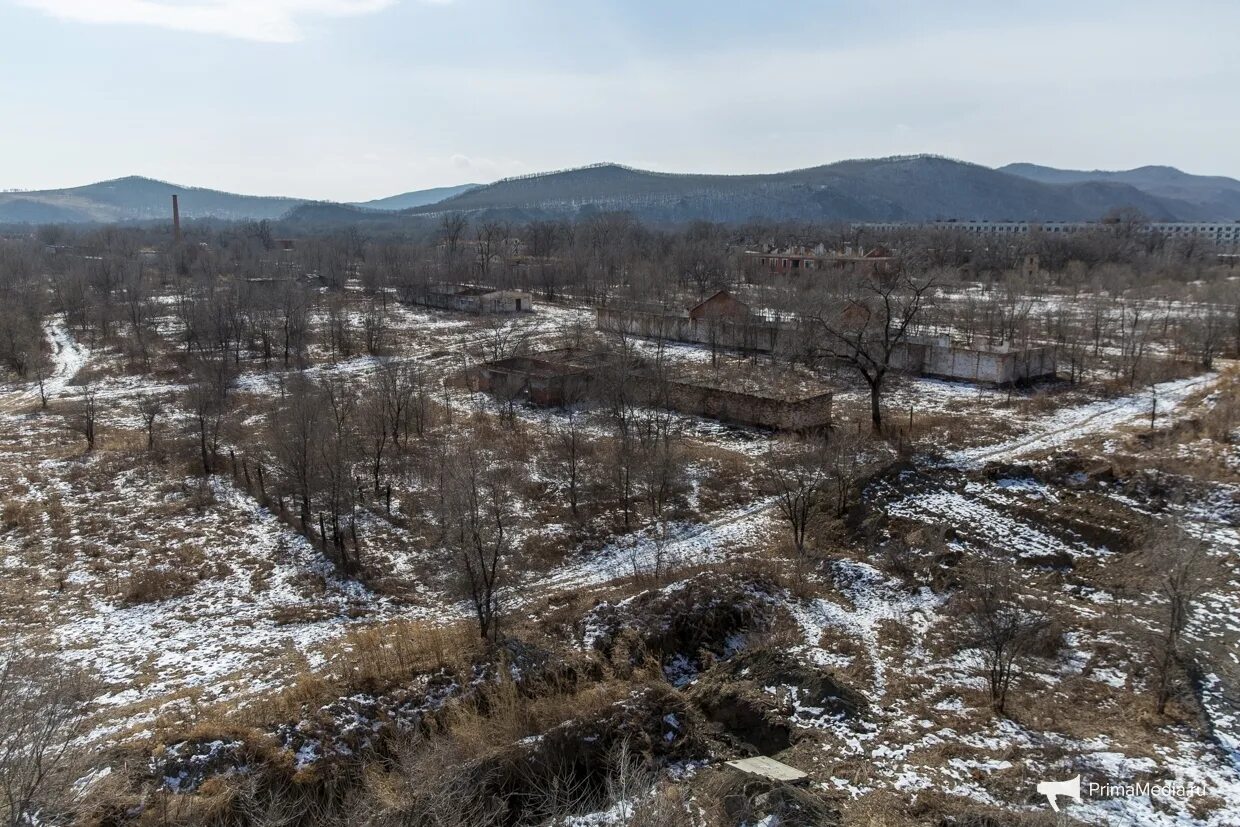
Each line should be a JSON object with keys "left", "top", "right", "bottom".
{"left": 1, "top": 0, "right": 1237, "bottom": 202}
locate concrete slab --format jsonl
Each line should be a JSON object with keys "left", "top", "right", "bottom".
{"left": 725, "top": 756, "right": 809, "bottom": 784}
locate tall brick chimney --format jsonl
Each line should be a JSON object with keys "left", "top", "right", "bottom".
{"left": 172, "top": 194, "right": 181, "bottom": 244}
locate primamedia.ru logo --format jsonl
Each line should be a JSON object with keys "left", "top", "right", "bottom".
{"left": 1036, "top": 775, "right": 1209, "bottom": 812}
{"left": 1088, "top": 780, "right": 1209, "bottom": 799}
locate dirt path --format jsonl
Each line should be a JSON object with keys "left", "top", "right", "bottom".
{"left": 944, "top": 371, "right": 1221, "bottom": 468}
{"left": 537, "top": 496, "right": 778, "bottom": 593}
{"left": 0, "top": 317, "right": 90, "bottom": 413}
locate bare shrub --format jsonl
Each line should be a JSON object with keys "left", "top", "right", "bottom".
{"left": 120, "top": 567, "right": 198, "bottom": 605}
{"left": 1135, "top": 525, "right": 1219, "bottom": 715}
{"left": 0, "top": 653, "right": 95, "bottom": 824}
{"left": 953, "top": 560, "right": 1052, "bottom": 716}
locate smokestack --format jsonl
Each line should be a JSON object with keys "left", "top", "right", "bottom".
{"left": 172, "top": 194, "right": 181, "bottom": 244}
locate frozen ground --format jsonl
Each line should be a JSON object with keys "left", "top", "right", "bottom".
{"left": 2, "top": 302, "right": 1238, "bottom": 823}
{"left": 946, "top": 372, "right": 1221, "bottom": 467}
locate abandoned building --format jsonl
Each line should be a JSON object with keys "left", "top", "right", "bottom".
{"left": 597, "top": 293, "right": 1057, "bottom": 386}
{"left": 744, "top": 245, "right": 897, "bottom": 277}
{"left": 472, "top": 349, "right": 602, "bottom": 406}
{"left": 652, "top": 376, "right": 833, "bottom": 430}
{"left": 403, "top": 284, "right": 534, "bottom": 314}
{"left": 898, "top": 335, "right": 1058, "bottom": 384}
{"left": 471, "top": 346, "right": 833, "bottom": 431}
{"left": 597, "top": 291, "right": 785, "bottom": 353}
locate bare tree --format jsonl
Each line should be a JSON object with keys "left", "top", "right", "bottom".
{"left": 818, "top": 426, "right": 875, "bottom": 519}
{"left": 68, "top": 385, "right": 98, "bottom": 451}
{"left": 361, "top": 301, "right": 389, "bottom": 357}
{"left": 633, "top": 408, "right": 687, "bottom": 581}
{"left": 440, "top": 447, "right": 518, "bottom": 642}
{"left": 955, "top": 560, "right": 1051, "bottom": 716}
{"left": 272, "top": 378, "right": 324, "bottom": 531}
{"left": 359, "top": 381, "right": 391, "bottom": 497}
{"left": 137, "top": 392, "right": 172, "bottom": 450}
{"left": 317, "top": 378, "right": 362, "bottom": 574}
{"left": 1139, "top": 527, "right": 1216, "bottom": 715}
{"left": 1185, "top": 304, "right": 1228, "bottom": 370}
{"left": 27, "top": 348, "right": 50, "bottom": 410}
{"left": 762, "top": 441, "right": 827, "bottom": 559}
{"left": 555, "top": 403, "right": 590, "bottom": 520}
{"left": 481, "top": 315, "right": 530, "bottom": 363}
{"left": 440, "top": 213, "right": 469, "bottom": 280}
{"left": 186, "top": 363, "right": 230, "bottom": 477}
{"left": 809, "top": 272, "right": 935, "bottom": 430}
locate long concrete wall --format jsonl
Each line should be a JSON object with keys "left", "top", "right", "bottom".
{"left": 597, "top": 309, "right": 1057, "bottom": 384}
{"left": 405, "top": 289, "right": 531, "bottom": 314}
{"left": 597, "top": 307, "right": 781, "bottom": 352}
{"left": 653, "top": 381, "right": 832, "bottom": 430}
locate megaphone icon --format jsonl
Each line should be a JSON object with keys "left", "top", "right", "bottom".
{"left": 1036, "top": 775, "right": 1082, "bottom": 811}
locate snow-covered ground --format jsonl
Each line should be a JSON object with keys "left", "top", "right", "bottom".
{"left": 2, "top": 297, "right": 1237, "bottom": 823}
{"left": 946, "top": 372, "right": 1220, "bottom": 467}
{"left": 0, "top": 316, "right": 90, "bottom": 412}
{"left": 539, "top": 497, "right": 777, "bottom": 592}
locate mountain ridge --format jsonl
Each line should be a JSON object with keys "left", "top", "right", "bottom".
{"left": 0, "top": 176, "right": 480, "bottom": 225}
{"left": 6, "top": 157, "right": 1239, "bottom": 227}
{"left": 400, "top": 156, "right": 1196, "bottom": 224}
{"left": 350, "top": 183, "right": 481, "bottom": 211}
{"left": 1000, "top": 163, "right": 1240, "bottom": 219}
{"left": 0, "top": 176, "right": 307, "bottom": 223}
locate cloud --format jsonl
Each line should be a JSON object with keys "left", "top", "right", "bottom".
{"left": 16, "top": 0, "right": 401, "bottom": 42}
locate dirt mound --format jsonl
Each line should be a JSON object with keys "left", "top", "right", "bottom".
{"left": 689, "top": 648, "right": 867, "bottom": 756}
{"left": 709, "top": 773, "right": 842, "bottom": 827}
{"left": 474, "top": 683, "right": 705, "bottom": 825}
{"left": 150, "top": 738, "right": 254, "bottom": 793}
{"left": 583, "top": 574, "right": 782, "bottom": 683}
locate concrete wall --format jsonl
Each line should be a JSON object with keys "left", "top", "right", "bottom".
{"left": 597, "top": 309, "right": 1056, "bottom": 385}
{"left": 596, "top": 307, "right": 781, "bottom": 353}
{"left": 917, "top": 344, "right": 1057, "bottom": 384}
{"left": 408, "top": 289, "right": 533, "bottom": 314}
{"left": 475, "top": 360, "right": 590, "bottom": 406}
{"left": 475, "top": 351, "right": 831, "bottom": 431}
{"left": 656, "top": 381, "right": 832, "bottom": 430}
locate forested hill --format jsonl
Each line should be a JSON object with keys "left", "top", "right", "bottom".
{"left": 405, "top": 156, "right": 1194, "bottom": 223}
{"left": 0, "top": 177, "right": 306, "bottom": 223}
{"left": 9, "top": 156, "right": 1237, "bottom": 226}
{"left": 1001, "top": 163, "right": 1240, "bottom": 220}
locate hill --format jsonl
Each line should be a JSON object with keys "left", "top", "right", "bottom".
{"left": 280, "top": 201, "right": 419, "bottom": 231}
{"left": 7, "top": 157, "right": 1237, "bottom": 227}
{"left": 0, "top": 176, "right": 308, "bottom": 224}
{"left": 0, "top": 176, "right": 482, "bottom": 225}
{"left": 350, "top": 183, "right": 480, "bottom": 211}
{"left": 1000, "top": 163, "right": 1240, "bottom": 219}
{"left": 411, "top": 156, "right": 1189, "bottom": 223}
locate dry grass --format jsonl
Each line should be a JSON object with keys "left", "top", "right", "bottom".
{"left": 211, "top": 618, "right": 485, "bottom": 729}
{"left": 437, "top": 673, "right": 634, "bottom": 757}
{"left": 326, "top": 619, "right": 480, "bottom": 686}
{"left": 118, "top": 567, "right": 199, "bottom": 605}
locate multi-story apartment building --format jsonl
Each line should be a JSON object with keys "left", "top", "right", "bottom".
{"left": 855, "top": 220, "right": 1240, "bottom": 247}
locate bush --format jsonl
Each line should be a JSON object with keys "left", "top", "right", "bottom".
{"left": 120, "top": 567, "right": 197, "bottom": 605}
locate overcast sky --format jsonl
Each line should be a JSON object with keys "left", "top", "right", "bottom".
{"left": 1, "top": 0, "right": 1236, "bottom": 201}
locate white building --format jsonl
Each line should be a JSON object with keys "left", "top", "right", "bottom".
{"left": 856, "top": 220, "right": 1240, "bottom": 248}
